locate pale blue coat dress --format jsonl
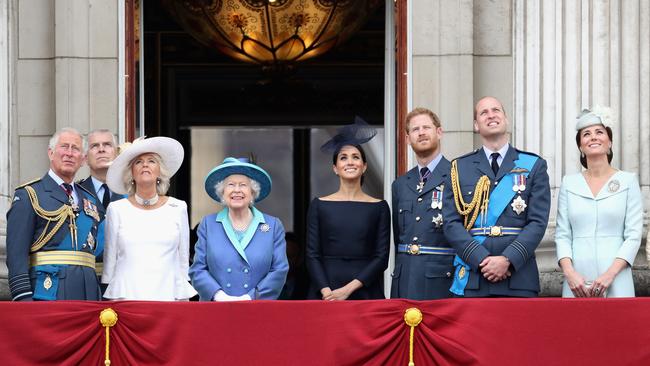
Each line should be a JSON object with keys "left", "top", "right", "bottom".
{"left": 555, "top": 171, "right": 643, "bottom": 297}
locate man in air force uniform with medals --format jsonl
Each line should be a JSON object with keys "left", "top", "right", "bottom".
{"left": 391, "top": 108, "right": 454, "bottom": 299}
{"left": 6, "top": 128, "right": 103, "bottom": 301}
{"left": 442, "top": 97, "right": 551, "bottom": 297}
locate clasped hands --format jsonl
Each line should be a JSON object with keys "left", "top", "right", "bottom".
{"left": 213, "top": 290, "right": 252, "bottom": 302}
{"left": 479, "top": 255, "right": 512, "bottom": 282}
{"left": 320, "top": 286, "right": 351, "bottom": 301}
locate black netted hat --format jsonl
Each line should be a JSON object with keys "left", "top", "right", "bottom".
{"left": 320, "top": 116, "right": 377, "bottom": 153}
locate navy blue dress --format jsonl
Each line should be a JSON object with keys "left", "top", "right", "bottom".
{"left": 306, "top": 199, "right": 390, "bottom": 300}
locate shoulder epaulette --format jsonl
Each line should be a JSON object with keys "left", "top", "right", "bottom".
{"left": 76, "top": 182, "right": 94, "bottom": 195}
{"left": 14, "top": 177, "right": 41, "bottom": 191}
{"left": 515, "top": 148, "right": 542, "bottom": 159}
{"left": 452, "top": 149, "right": 481, "bottom": 162}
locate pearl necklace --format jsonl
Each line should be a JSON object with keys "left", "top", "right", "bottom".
{"left": 135, "top": 193, "right": 159, "bottom": 206}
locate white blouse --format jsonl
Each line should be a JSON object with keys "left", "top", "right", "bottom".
{"left": 102, "top": 197, "right": 197, "bottom": 300}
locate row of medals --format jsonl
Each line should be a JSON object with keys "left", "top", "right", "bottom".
{"left": 417, "top": 180, "right": 444, "bottom": 228}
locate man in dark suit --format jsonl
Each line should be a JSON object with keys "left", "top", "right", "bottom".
{"left": 442, "top": 96, "right": 550, "bottom": 297}
{"left": 77, "top": 129, "right": 119, "bottom": 280}
{"left": 6, "top": 127, "right": 103, "bottom": 301}
{"left": 391, "top": 108, "right": 454, "bottom": 300}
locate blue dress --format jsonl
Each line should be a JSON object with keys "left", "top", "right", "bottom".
{"left": 306, "top": 199, "right": 390, "bottom": 299}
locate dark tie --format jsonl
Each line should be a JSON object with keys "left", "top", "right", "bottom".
{"left": 490, "top": 152, "right": 500, "bottom": 176}
{"left": 101, "top": 183, "right": 110, "bottom": 209}
{"left": 61, "top": 183, "right": 74, "bottom": 206}
{"left": 420, "top": 167, "right": 430, "bottom": 183}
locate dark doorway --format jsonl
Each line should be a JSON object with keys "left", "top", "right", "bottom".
{"left": 142, "top": 0, "right": 386, "bottom": 299}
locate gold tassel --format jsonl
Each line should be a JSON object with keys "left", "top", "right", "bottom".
{"left": 99, "top": 308, "right": 118, "bottom": 366}
{"left": 404, "top": 308, "right": 423, "bottom": 366}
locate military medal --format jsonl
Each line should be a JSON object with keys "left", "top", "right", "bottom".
{"left": 260, "top": 223, "right": 270, "bottom": 232}
{"left": 431, "top": 190, "right": 442, "bottom": 210}
{"left": 86, "top": 232, "right": 96, "bottom": 250}
{"left": 432, "top": 213, "right": 443, "bottom": 228}
{"left": 458, "top": 267, "right": 466, "bottom": 280}
{"left": 83, "top": 199, "right": 100, "bottom": 222}
{"left": 416, "top": 181, "right": 425, "bottom": 193}
{"left": 44, "top": 275, "right": 52, "bottom": 291}
{"left": 511, "top": 195, "right": 527, "bottom": 215}
{"left": 512, "top": 174, "right": 526, "bottom": 192}
{"left": 608, "top": 179, "right": 620, "bottom": 193}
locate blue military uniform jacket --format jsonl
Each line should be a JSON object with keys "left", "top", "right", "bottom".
{"left": 6, "top": 173, "right": 103, "bottom": 301}
{"left": 391, "top": 156, "right": 455, "bottom": 300}
{"left": 442, "top": 146, "right": 550, "bottom": 297}
{"left": 189, "top": 208, "right": 289, "bottom": 301}
{"left": 77, "top": 177, "right": 123, "bottom": 261}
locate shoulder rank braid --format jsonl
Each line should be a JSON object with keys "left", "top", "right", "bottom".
{"left": 24, "top": 186, "right": 77, "bottom": 252}
{"left": 450, "top": 160, "right": 491, "bottom": 230}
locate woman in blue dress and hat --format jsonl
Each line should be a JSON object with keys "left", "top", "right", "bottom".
{"left": 189, "top": 158, "right": 289, "bottom": 301}
{"left": 555, "top": 106, "right": 643, "bottom": 297}
{"left": 306, "top": 117, "right": 391, "bottom": 300}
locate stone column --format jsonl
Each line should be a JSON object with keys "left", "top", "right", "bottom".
{"left": 0, "top": 0, "right": 120, "bottom": 299}
{"left": 513, "top": 0, "right": 650, "bottom": 294}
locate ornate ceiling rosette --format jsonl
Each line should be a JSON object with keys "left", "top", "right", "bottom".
{"left": 162, "top": 0, "right": 380, "bottom": 67}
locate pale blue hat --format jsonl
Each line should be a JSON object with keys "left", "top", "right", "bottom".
{"left": 576, "top": 105, "right": 615, "bottom": 131}
{"left": 204, "top": 157, "right": 272, "bottom": 203}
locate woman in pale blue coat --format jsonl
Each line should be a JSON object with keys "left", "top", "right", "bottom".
{"left": 189, "top": 158, "right": 289, "bottom": 301}
{"left": 555, "top": 107, "right": 643, "bottom": 298}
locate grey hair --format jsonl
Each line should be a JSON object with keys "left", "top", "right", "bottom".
{"left": 48, "top": 127, "right": 87, "bottom": 152}
{"left": 122, "top": 153, "right": 171, "bottom": 195}
{"left": 85, "top": 128, "right": 117, "bottom": 153}
{"left": 214, "top": 177, "right": 261, "bottom": 207}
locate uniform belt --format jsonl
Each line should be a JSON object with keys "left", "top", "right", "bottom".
{"left": 469, "top": 226, "right": 523, "bottom": 237}
{"left": 30, "top": 251, "right": 96, "bottom": 269}
{"left": 95, "top": 262, "right": 103, "bottom": 276}
{"left": 397, "top": 244, "right": 455, "bottom": 256}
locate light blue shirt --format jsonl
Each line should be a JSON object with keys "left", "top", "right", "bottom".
{"left": 48, "top": 169, "right": 79, "bottom": 205}
{"left": 417, "top": 152, "right": 443, "bottom": 175}
{"left": 482, "top": 143, "right": 510, "bottom": 168}
{"left": 90, "top": 176, "right": 109, "bottom": 200}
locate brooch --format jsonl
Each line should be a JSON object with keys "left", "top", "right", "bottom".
{"left": 608, "top": 180, "right": 620, "bottom": 193}
{"left": 260, "top": 224, "right": 270, "bottom": 232}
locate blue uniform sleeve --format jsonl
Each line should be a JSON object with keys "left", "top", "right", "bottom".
{"left": 250, "top": 217, "right": 289, "bottom": 300}
{"left": 6, "top": 188, "right": 35, "bottom": 301}
{"left": 500, "top": 158, "right": 550, "bottom": 270}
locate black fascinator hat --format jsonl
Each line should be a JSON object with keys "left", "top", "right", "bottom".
{"left": 320, "top": 116, "right": 378, "bottom": 154}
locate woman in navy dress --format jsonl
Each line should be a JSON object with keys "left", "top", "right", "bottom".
{"left": 306, "top": 118, "right": 390, "bottom": 300}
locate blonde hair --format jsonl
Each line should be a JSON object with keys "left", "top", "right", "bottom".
{"left": 122, "top": 153, "right": 171, "bottom": 195}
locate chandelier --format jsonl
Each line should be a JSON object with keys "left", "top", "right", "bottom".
{"left": 162, "top": 0, "right": 380, "bottom": 67}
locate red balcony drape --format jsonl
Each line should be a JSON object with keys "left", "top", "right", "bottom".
{"left": 1, "top": 298, "right": 649, "bottom": 365}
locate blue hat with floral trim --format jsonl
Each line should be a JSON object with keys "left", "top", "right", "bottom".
{"left": 204, "top": 157, "right": 272, "bottom": 203}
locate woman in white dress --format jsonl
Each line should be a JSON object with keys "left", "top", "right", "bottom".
{"left": 102, "top": 137, "right": 197, "bottom": 301}
{"left": 555, "top": 107, "right": 643, "bottom": 298}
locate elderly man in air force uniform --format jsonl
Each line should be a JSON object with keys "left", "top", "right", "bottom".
{"left": 6, "top": 128, "right": 103, "bottom": 301}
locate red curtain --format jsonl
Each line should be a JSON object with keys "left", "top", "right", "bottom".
{"left": 1, "top": 298, "right": 649, "bottom": 365}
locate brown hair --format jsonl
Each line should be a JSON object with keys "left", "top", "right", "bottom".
{"left": 405, "top": 107, "right": 441, "bottom": 133}
{"left": 473, "top": 96, "right": 507, "bottom": 120}
{"left": 575, "top": 126, "right": 613, "bottom": 168}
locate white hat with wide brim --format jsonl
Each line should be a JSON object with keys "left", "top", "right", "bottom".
{"left": 106, "top": 136, "right": 184, "bottom": 195}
